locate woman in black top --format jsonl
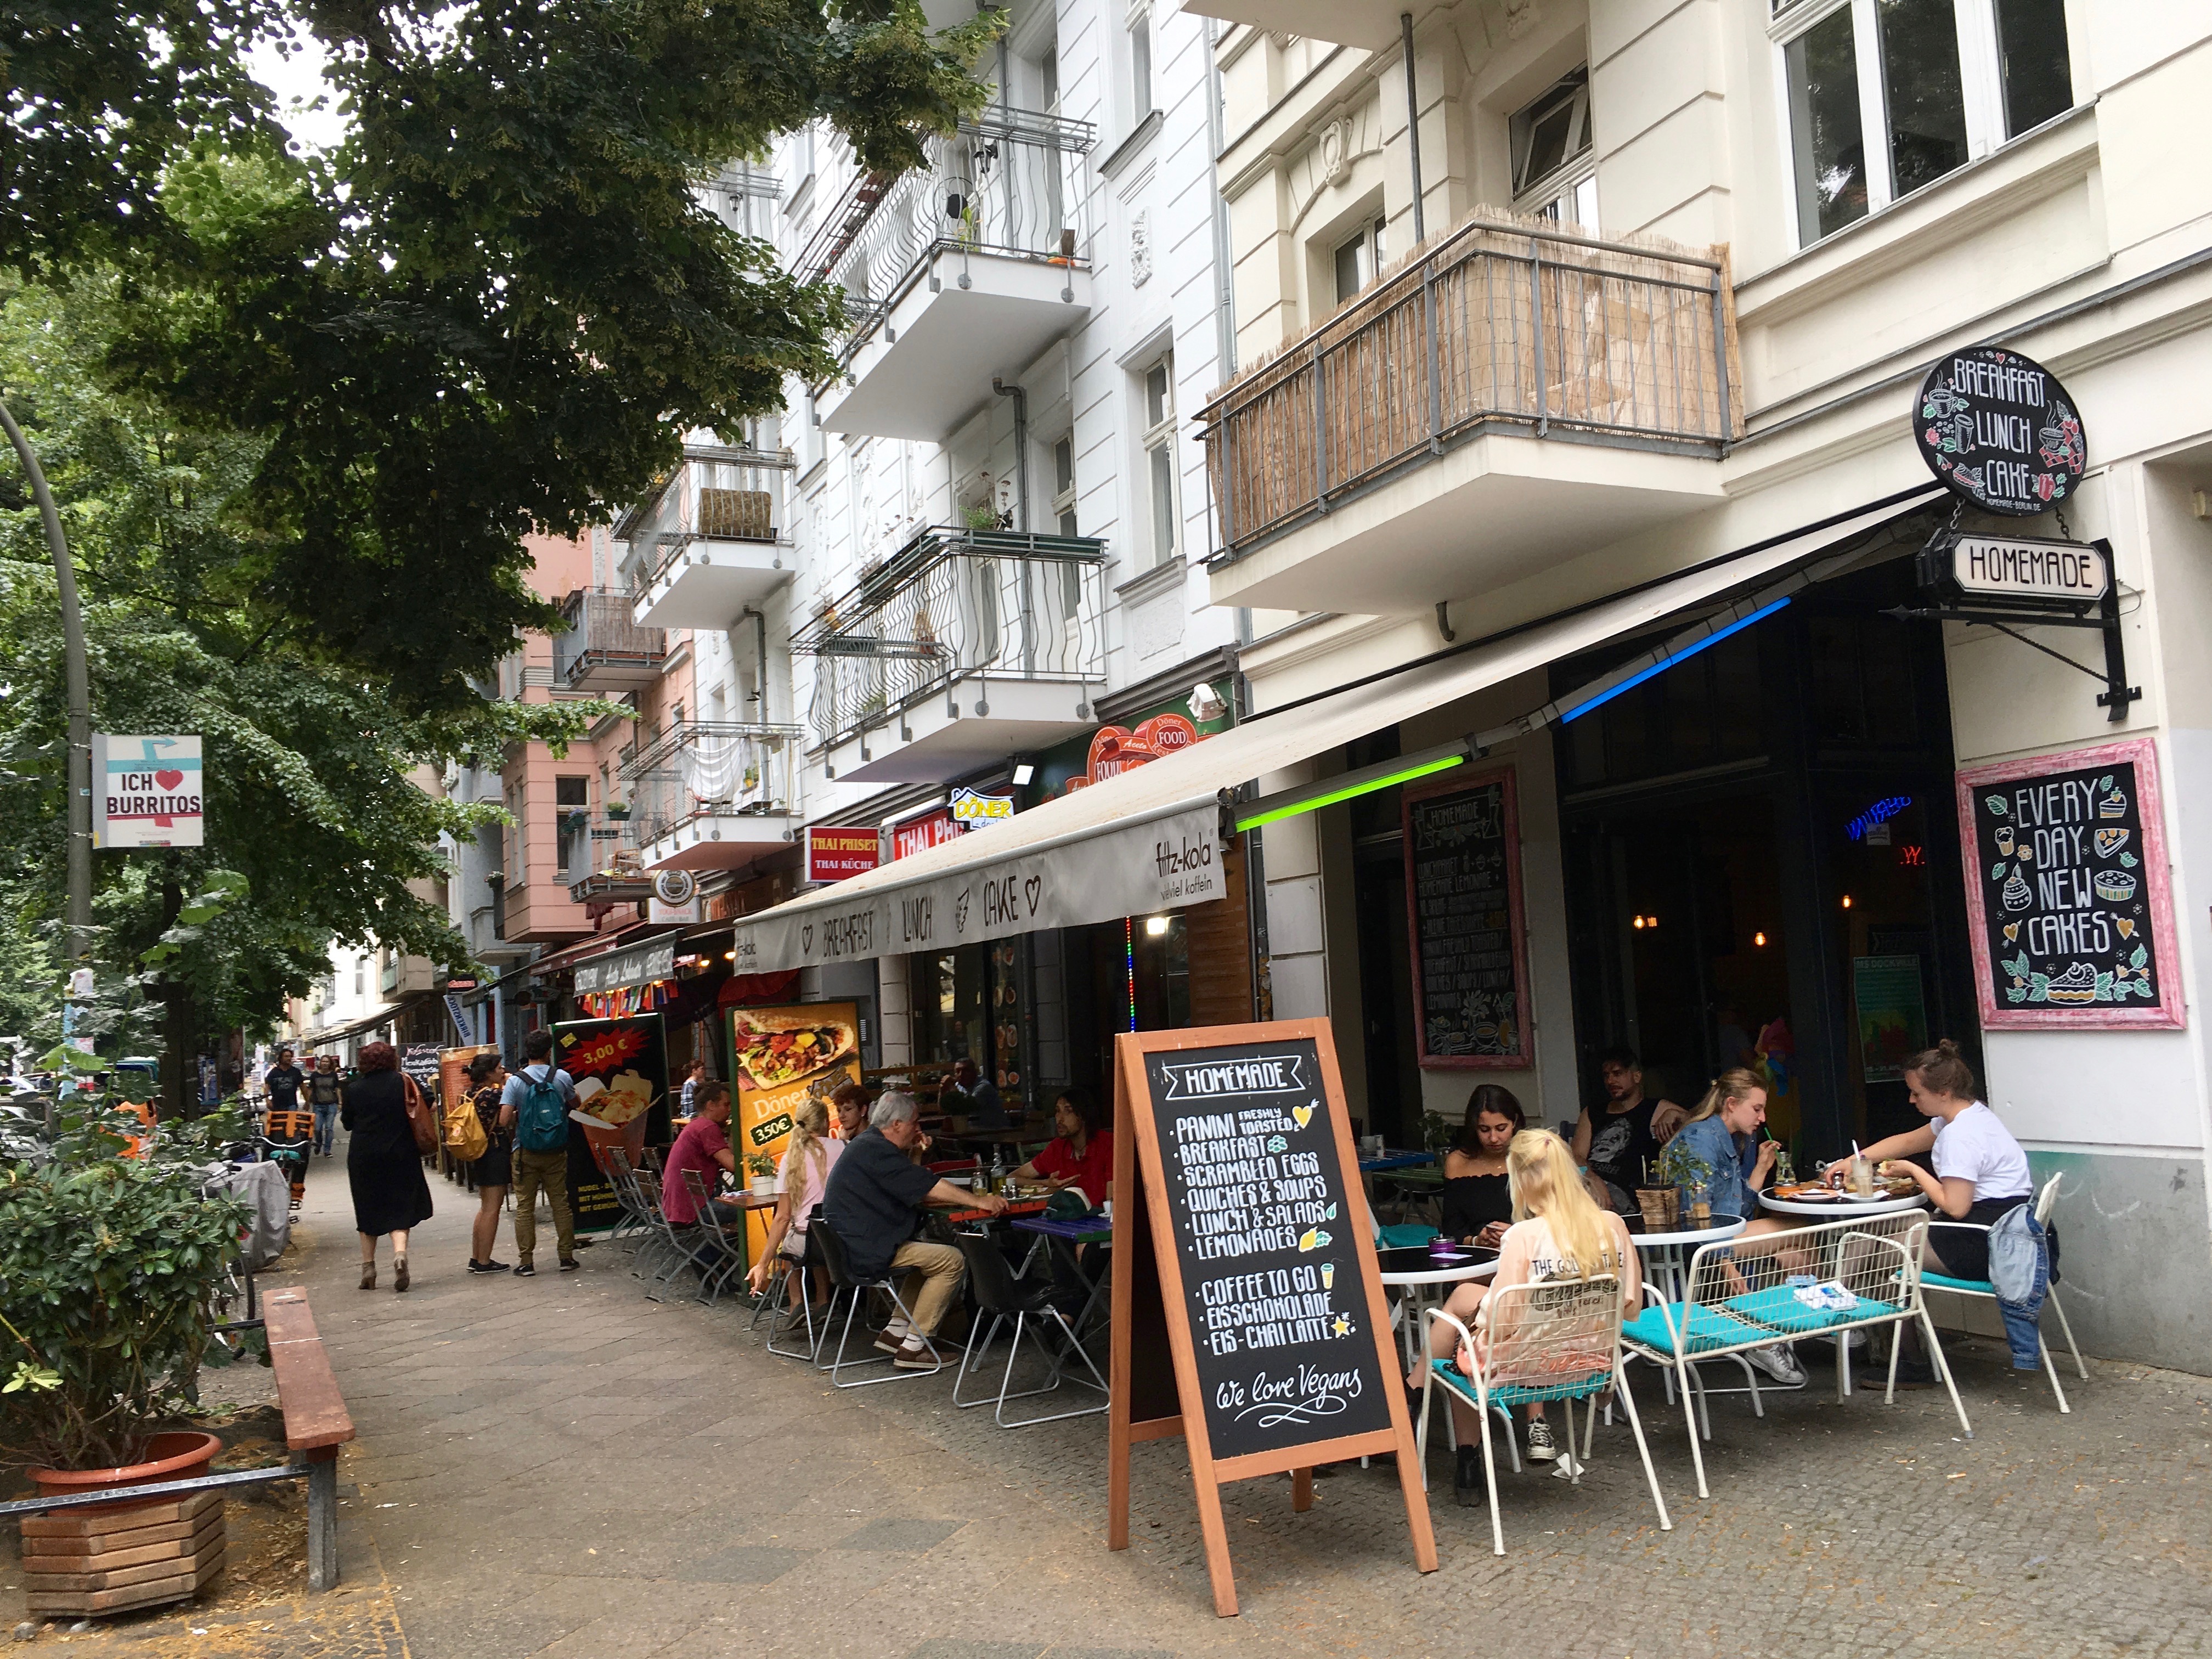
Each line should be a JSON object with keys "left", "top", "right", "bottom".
{"left": 464, "top": 1052, "right": 515, "bottom": 1275}
{"left": 1439, "top": 1085, "right": 1525, "bottom": 1246}
{"left": 342, "top": 1041, "right": 435, "bottom": 1292}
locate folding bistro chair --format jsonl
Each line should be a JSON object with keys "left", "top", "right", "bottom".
{"left": 1918, "top": 1171, "right": 2087, "bottom": 1412}
{"left": 1620, "top": 1215, "right": 1973, "bottom": 1498}
{"left": 676, "top": 1166, "right": 751, "bottom": 1307}
{"left": 950, "top": 1230, "right": 1109, "bottom": 1427}
{"left": 600, "top": 1147, "right": 653, "bottom": 1248}
{"left": 753, "top": 1224, "right": 831, "bottom": 1360}
{"left": 1419, "top": 1274, "right": 1671, "bottom": 1556}
{"left": 635, "top": 1171, "right": 721, "bottom": 1302}
{"left": 810, "top": 1219, "right": 946, "bottom": 1387}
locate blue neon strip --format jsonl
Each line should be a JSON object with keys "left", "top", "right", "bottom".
{"left": 1558, "top": 596, "right": 1794, "bottom": 724}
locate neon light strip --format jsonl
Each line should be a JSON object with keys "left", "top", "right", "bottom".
{"left": 1557, "top": 596, "right": 1794, "bottom": 725}
{"left": 1233, "top": 753, "right": 1466, "bottom": 833}
{"left": 1125, "top": 916, "right": 1137, "bottom": 1032}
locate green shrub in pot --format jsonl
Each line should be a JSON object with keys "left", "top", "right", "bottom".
{"left": 0, "top": 1105, "right": 248, "bottom": 1471}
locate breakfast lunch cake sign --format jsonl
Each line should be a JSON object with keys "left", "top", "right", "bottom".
{"left": 1955, "top": 738, "right": 2183, "bottom": 1030}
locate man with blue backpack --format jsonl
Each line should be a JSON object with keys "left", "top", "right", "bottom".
{"left": 501, "top": 1029, "right": 580, "bottom": 1277}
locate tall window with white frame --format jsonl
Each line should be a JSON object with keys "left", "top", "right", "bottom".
{"left": 1775, "top": 0, "right": 2073, "bottom": 249}
{"left": 1334, "top": 213, "right": 1389, "bottom": 304}
{"left": 1128, "top": 3, "right": 1154, "bottom": 125}
{"left": 1510, "top": 67, "right": 1598, "bottom": 229}
{"left": 1142, "top": 358, "right": 1177, "bottom": 568}
{"left": 1052, "top": 435, "right": 1083, "bottom": 626}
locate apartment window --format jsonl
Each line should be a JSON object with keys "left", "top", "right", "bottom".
{"left": 1142, "top": 358, "right": 1177, "bottom": 567}
{"left": 1041, "top": 47, "right": 1060, "bottom": 113}
{"left": 556, "top": 775, "right": 589, "bottom": 881}
{"left": 1510, "top": 67, "right": 1597, "bottom": 228}
{"left": 1128, "top": 6, "right": 1153, "bottom": 124}
{"left": 1052, "top": 435, "right": 1081, "bottom": 613}
{"left": 1333, "top": 215, "right": 1389, "bottom": 304}
{"left": 354, "top": 956, "right": 366, "bottom": 997}
{"left": 1778, "top": 0, "right": 2074, "bottom": 248}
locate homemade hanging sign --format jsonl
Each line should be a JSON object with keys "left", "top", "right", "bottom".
{"left": 1955, "top": 738, "right": 2182, "bottom": 1029}
{"left": 1913, "top": 345, "right": 2086, "bottom": 516}
{"left": 1403, "top": 769, "right": 1530, "bottom": 1066}
{"left": 1108, "top": 1021, "right": 1435, "bottom": 1617}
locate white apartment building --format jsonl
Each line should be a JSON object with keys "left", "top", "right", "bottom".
{"left": 1147, "top": 0, "right": 2210, "bottom": 1369}
{"left": 612, "top": 0, "right": 1261, "bottom": 1096}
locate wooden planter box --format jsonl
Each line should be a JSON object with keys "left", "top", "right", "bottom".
{"left": 21, "top": 1490, "right": 225, "bottom": 1617}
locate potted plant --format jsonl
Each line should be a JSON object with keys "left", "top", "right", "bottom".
{"left": 0, "top": 1103, "right": 250, "bottom": 1613}
{"left": 604, "top": 798, "right": 631, "bottom": 821}
{"left": 743, "top": 1151, "right": 778, "bottom": 1198}
{"left": 1656, "top": 1138, "right": 1718, "bottom": 1226}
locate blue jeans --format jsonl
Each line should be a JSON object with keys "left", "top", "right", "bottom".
{"left": 313, "top": 1103, "right": 338, "bottom": 1154}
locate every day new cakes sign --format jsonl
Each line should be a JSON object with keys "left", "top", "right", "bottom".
{"left": 1956, "top": 738, "right": 2183, "bottom": 1030}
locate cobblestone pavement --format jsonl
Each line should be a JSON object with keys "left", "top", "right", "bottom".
{"left": 10, "top": 1141, "right": 2210, "bottom": 1658}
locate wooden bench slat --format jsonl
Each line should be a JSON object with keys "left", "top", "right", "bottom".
{"left": 259, "top": 1288, "right": 357, "bottom": 1452}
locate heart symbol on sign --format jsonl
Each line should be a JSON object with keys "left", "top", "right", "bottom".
{"left": 800, "top": 924, "right": 814, "bottom": 953}
{"left": 955, "top": 889, "right": 972, "bottom": 930}
{"left": 2002, "top": 923, "right": 2020, "bottom": 943}
{"left": 1023, "top": 875, "right": 1042, "bottom": 915}
{"left": 1290, "top": 1103, "right": 1314, "bottom": 1130}
{"left": 154, "top": 769, "right": 184, "bottom": 790}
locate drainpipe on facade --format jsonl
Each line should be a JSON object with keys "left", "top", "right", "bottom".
{"left": 992, "top": 378, "right": 1030, "bottom": 531}
{"left": 742, "top": 606, "right": 771, "bottom": 724}
{"left": 1402, "top": 12, "right": 1425, "bottom": 244}
{"left": 1204, "top": 16, "right": 1254, "bottom": 646}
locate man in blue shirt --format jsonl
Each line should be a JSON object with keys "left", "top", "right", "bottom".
{"left": 823, "top": 1092, "right": 1005, "bottom": 1367}
{"left": 500, "top": 1030, "right": 580, "bottom": 1276}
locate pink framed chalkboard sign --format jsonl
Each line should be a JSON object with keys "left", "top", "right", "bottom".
{"left": 1955, "top": 737, "right": 2185, "bottom": 1030}
{"left": 1402, "top": 766, "right": 1532, "bottom": 1068}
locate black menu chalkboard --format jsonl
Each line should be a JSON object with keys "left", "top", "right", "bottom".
{"left": 1404, "top": 770, "right": 1529, "bottom": 1066}
{"left": 1137, "top": 1040, "right": 1393, "bottom": 1462}
{"left": 1960, "top": 746, "right": 2172, "bottom": 1024}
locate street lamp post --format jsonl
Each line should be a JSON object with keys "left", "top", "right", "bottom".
{"left": 0, "top": 397, "right": 93, "bottom": 963}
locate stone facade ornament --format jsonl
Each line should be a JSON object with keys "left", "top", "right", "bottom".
{"left": 1130, "top": 209, "right": 1152, "bottom": 287}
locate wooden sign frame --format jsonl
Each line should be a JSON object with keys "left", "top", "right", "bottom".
{"left": 1106, "top": 1019, "right": 1437, "bottom": 1617}
{"left": 1402, "top": 765, "right": 1532, "bottom": 1068}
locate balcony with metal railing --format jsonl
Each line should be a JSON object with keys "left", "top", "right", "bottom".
{"left": 1199, "top": 213, "right": 1740, "bottom": 616}
{"left": 614, "top": 721, "right": 803, "bottom": 872}
{"left": 623, "top": 445, "right": 797, "bottom": 630}
{"left": 794, "top": 524, "right": 1108, "bottom": 783}
{"left": 811, "top": 110, "right": 1094, "bottom": 442}
{"left": 554, "top": 589, "right": 667, "bottom": 691}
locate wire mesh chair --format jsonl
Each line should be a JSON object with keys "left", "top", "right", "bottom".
{"left": 1420, "top": 1274, "right": 1671, "bottom": 1556}
{"left": 811, "top": 1218, "right": 946, "bottom": 1387}
{"left": 1620, "top": 1215, "right": 1973, "bottom": 1498}
{"left": 599, "top": 1147, "right": 653, "bottom": 1248}
{"left": 1918, "top": 1171, "right": 2086, "bottom": 1412}
{"left": 676, "top": 1166, "right": 751, "bottom": 1306}
{"left": 950, "top": 1230, "right": 1108, "bottom": 1427}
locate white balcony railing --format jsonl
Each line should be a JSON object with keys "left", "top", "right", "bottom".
{"left": 617, "top": 447, "right": 794, "bottom": 583}
{"left": 616, "top": 723, "right": 803, "bottom": 852}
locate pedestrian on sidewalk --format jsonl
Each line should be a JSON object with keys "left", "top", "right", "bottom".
{"left": 463, "top": 1051, "right": 516, "bottom": 1274}
{"left": 344, "top": 1041, "right": 435, "bottom": 1292}
{"left": 822, "top": 1091, "right": 1007, "bottom": 1368}
{"left": 263, "top": 1048, "right": 304, "bottom": 1128}
{"left": 307, "top": 1054, "right": 344, "bottom": 1155}
{"left": 503, "top": 1030, "right": 579, "bottom": 1277}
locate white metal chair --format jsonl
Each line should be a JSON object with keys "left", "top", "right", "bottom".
{"left": 1419, "top": 1274, "right": 1672, "bottom": 1556}
{"left": 1918, "top": 1171, "right": 2086, "bottom": 1412}
{"left": 1620, "top": 1215, "right": 1973, "bottom": 1498}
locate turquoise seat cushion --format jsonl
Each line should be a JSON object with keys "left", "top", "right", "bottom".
{"left": 1621, "top": 1301, "right": 1762, "bottom": 1356}
{"left": 1379, "top": 1223, "right": 1440, "bottom": 1249}
{"left": 1921, "top": 1269, "right": 1995, "bottom": 1294}
{"left": 1724, "top": 1285, "right": 1895, "bottom": 1335}
{"left": 1431, "top": 1362, "right": 1610, "bottom": 1409}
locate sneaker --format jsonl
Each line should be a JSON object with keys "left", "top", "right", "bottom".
{"left": 891, "top": 1337, "right": 940, "bottom": 1370}
{"left": 1453, "top": 1444, "right": 1482, "bottom": 1507}
{"left": 1524, "top": 1418, "right": 1559, "bottom": 1462}
{"left": 466, "top": 1259, "right": 512, "bottom": 1275}
{"left": 558, "top": 1258, "right": 580, "bottom": 1273}
{"left": 1747, "top": 1345, "right": 1806, "bottom": 1386}
{"left": 514, "top": 1262, "right": 537, "bottom": 1278}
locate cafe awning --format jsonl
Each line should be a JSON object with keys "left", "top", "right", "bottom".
{"left": 297, "top": 992, "right": 438, "bottom": 1048}
{"left": 729, "top": 486, "right": 1942, "bottom": 974}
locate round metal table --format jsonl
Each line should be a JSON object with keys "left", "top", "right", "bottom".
{"left": 1622, "top": 1213, "right": 1748, "bottom": 1304}
{"left": 1378, "top": 1245, "right": 1499, "bottom": 1373}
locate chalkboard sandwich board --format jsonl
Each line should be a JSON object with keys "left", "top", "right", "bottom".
{"left": 1955, "top": 737, "right": 2183, "bottom": 1030}
{"left": 1404, "top": 770, "right": 1531, "bottom": 1068}
{"left": 1107, "top": 1020, "right": 1437, "bottom": 1617}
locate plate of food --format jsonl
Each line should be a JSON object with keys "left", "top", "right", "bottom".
{"left": 731, "top": 1012, "right": 858, "bottom": 1091}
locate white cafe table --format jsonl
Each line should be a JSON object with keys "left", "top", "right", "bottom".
{"left": 1624, "top": 1214, "right": 1748, "bottom": 1305}
{"left": 1378, "top": 1245, "right": 1499, "bottom": 1372}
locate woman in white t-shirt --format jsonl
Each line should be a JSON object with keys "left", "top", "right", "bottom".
{"left": 1848, "top": 1040, "right": 2032, "bottom": 1283}
{"left": 1408, "top": 1131, "right": 1640, "bottom": 1503}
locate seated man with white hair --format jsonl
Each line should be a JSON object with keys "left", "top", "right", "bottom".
{"left": 821, "top": 1091, "right": 1007, "bottom": 1368}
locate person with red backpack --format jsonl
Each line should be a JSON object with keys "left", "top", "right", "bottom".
{"left": 500, "top": 1030, "right": 579, "bottom": 1277}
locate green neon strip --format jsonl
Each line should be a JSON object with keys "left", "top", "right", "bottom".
{"left": 1234, "top": 753, "right": 1465, "bottom": 833}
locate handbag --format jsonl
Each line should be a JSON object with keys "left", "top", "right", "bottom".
{"left": 400, "top": 1074, "right": 439, "bottom": 1157}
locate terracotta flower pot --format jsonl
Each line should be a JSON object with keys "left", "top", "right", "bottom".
{"left": 27, "top": 1431, "right": 223, "bottom": 1515}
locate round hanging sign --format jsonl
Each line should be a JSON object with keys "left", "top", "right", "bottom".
{"left": 1913, "top": 346, "right": 2086, "bottom": 516}
{"left": 653, "top": 868, "right": 697, "bottom": 905}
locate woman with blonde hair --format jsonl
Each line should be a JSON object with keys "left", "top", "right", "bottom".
{"left": 1409, "top": 1130, "right": 1641, "bottom": 1502}
{"left": 747, "top": 1095, "right": 843, "bottom": 1310}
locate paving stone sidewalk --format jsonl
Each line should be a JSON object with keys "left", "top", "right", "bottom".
{"left": 10, "top": 1141, "right": 2211, "bottom": 1658}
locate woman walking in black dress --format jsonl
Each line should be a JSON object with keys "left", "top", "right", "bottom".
{"left": 344, "top": 1041, "right": 435, "bottom": 1291}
